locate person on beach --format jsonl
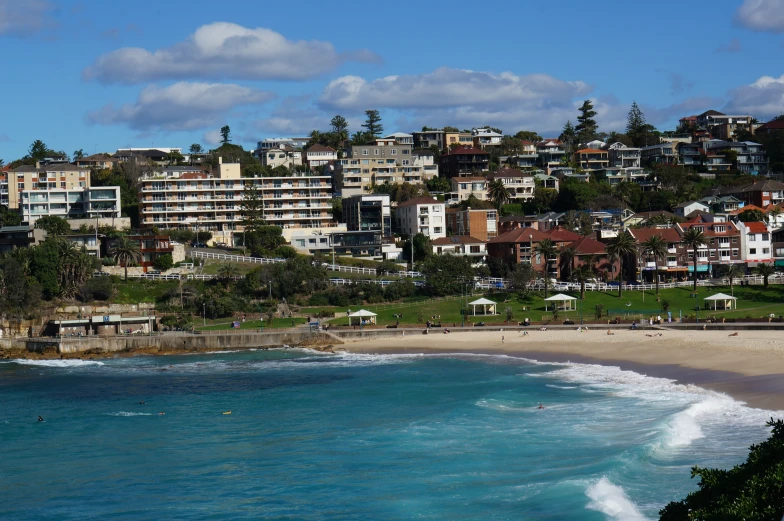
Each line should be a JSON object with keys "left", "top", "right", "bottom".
{"left": 502, "top": 336, "right": 505, "bottom": 343}
{"left": 729, "top": 332, "right": 739, "bottom": 337}
{"left": 607, "top": 330, "right": 614, "bottom": 335}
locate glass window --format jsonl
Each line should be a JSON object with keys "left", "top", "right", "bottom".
{"left": 750, "top": 248, "right": 757, "bottom": 254}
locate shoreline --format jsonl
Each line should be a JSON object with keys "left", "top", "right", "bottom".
{"left": 338, "top": 329, "right": 784, "bottom": 411}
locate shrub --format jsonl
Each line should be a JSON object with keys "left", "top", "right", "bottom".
{"left": 274, "top": 246, "right": 298, "bottom": 259}
{"left": 594, "top": 304, "right": 604, "bottom": 319}
{"left": 308, "top": 293, "right": 330, "bottom": 306}
{"left": 153, "top": 254, "right": 173, "bottom": 272}
{"left": 505, "top": 307, "right": 514, "bottom": 321}
{"left": 78, "top": 276, "right": 114, "bottom": 302}
{"left": 101, "top": 257, "right": 117, "bottom": 266}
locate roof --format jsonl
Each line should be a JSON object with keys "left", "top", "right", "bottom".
{"left": 673, "top": 200, "right": 707, "bottom": 209}
{"left": 699, "top": 109, "right": 725, "bottom": 117}
{"left": 432, "top": 235, "right": 485, "bottom": 245}
{"left": 469, "top": 298, "right": 496, "bottom": 305}
{"left": 444, "top": 146, "right": 488, "bottom": 155}
{"left": 632, "top": 210, "right": 678, "bottom": 220}
{"left": 348, "top": 309, "right": 377, "bottom": 317}
{"left": 544, "top": 227, "right": 581, "bottom": 242}
{"left": 305, "top": 144, "right": 335, "bottom": 153}
{"left": 757, "top": 119, "right": 784, "bottom": 131}
{"left": 742, "top": 221, "right": 768, "bottom": 233}
{"left": 571, "top": 236, "right": 607, "bottom": 255}
{"left": 488, "top": 168, "right": 531, "bottom": 179}
{"left": 385, "top": 132, "right": 413, "bottom": 138}
{"left": 452, "top": 176, "right": 487, "bottom": 182}
{"left": 487, "top": 227, "right": 550, "bottom": 244}
{"left": 704, "top": 292, "right": 736, "bottom": 300}
{"left": 544, "top": 293, "right": 577, "bottom": 301}
{"left": 397, "top": 196, "right": 442, "bottom": 208}
{"left": 629, "top": 227, "right": 681, "bottom": 243}
{"left": 412, "top": 148, "right": 434, "bottom": 155}
{"left": 575, "top": 148, "right": 607, "bottom": 154}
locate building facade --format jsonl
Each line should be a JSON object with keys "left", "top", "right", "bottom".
{"left": 487, "top": 168, "right": 535, "bottom": 202}
{"left": 343, "top": 194, "right": 392, "bottom": 238}
{"left": 395, "top": 197, "right": 446, "bottom": 239}
{"left": 438, "top": 147, "right": 490, "bottom": 178}
{"left": 445, "top": 208, "right": 498, "bottom": 241}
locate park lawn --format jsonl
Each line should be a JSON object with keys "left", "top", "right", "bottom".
{"left": 196, "top": 317, "right": 308, "bottom": 331}
{"left": 114, "top": 279, "right": 179, "bottom": 304}
{"left": 200, "top": 260, "right": 256, "bottom": 276}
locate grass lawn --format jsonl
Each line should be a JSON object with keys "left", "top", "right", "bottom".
{"left": 196, "top": 317, "right": 308, "bottom": 331}
{"left": 310, "top": 284, "right": 784, "bottom": 326}
{"left": 114, "top": 279, "right": 179, "bottom": 304}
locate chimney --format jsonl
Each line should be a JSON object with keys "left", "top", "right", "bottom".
{"left": 218, "top": 156, "right": 223, "bottom": 165}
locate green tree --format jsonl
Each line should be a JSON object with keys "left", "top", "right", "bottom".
{"left": 0, "top": 256, "right": 42, "bottom": 329}
{"left": 507, "top": 262, "right": 536, "bottom": 298}
{"left": 110, "top": 236, "right": 142, "bottom": 281}
{"left": 725, "top": 263, "right": 744, "bottom": 293}
{"left": 499, "top": 135, "right": 523, "bottom": 156}
{"left": 641, "top": 235, "right": 668, "bottom": 294}
{"left": 362, "top": 110, "right": 384, "bottom": 138}
{"left": 738, "top": 209, "right": 765, "bottom": 222}
{"left": 220, "top": 125, "right": 231, "bottom": 144}
{"left": 331, "top": 197, "right": 343, "bottom": 222}
{"left": 659, "top": 419, "right": 784, "bottom": 521}
{"left": 54, "top": 239, "right": 95, "bottom": 299}
{"left": 559, "top": 244, "right": 578, "bottom": 281}
{"left": 402, "top": 232, "right": 430, "bottom": 263}
{"left": 330, "top": 115, "right": 349, "bottom": 148}
{"left": 420, "top": 254, "right": 474, "bottom": 296}
{"left": 239, "top": 181, "right": 266, "bottom": 233}
{"left": 559, "top": 121, "right": 577, "bottom": 154}
{"left": 245, "top": 226, "right": 285, "bottom": 256}
{"left": 426, "top": 176, "right": 451, "bottom": 193}
{"left": 514, "top": 130, "right": 542, "bottom": 143}
{"left": 217, "top": 263, "right": 240, "bottom": 289}
{"left": 487, "top": 179, "right": 511, "bottom": 210}
{"left": 34, "top": 215, "right": 71, "bottom": 236}
{"left": 73, "top": 149, "right": 85, "bottom": 160}
{"left": 681, "top": 228, "right": 707, "bottom": 291}
{"left": 535, "top": 238, "right": 558, "bottom": 298}
{"left": 575, "top": 100, "right": 598, "bottom": 144}
{"left": 0, "top": 205, "right": 22, "bottom": 227}
{"left": 570, "top": 263, "right": 595, "bottom": 300}
{"left": 606, "top": 232, "right": 637, "bottom": 297}
{"left": 153, "top": 253, "right": 173, "bottom": 272}
{"left": 755, "top": 263, "right": 775, "bottom": 288}
{"left": 28, "top": 140, "right": 50, "bottom": 161}
{"left": 189, "top": 143, "right": 203, "bottom": 155}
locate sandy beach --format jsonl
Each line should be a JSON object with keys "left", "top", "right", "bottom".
{"left": 342, "top": 328, "right": 784, "bottom": 411}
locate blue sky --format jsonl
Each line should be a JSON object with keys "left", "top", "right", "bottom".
{"left": 2, "top": 0, "right": 784, "bottom": 160}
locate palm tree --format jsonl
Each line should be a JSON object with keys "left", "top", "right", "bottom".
{"left": 606, "top": 232, "right": 637, "bottom": 298}
{"left": 535, "top": 238, "right": 558, "bottom": 298}
{"left": 602, "top": 251, "right": 619, "bottom": 284}
{"left": 641, "top": 235, "right": 668, "bottom": 294}
{"left": 725, "top": 263, "right": 744, "bottom": 294}
{"left": 217, "top": 263, "right": 240, "bottom": 289}
{"left": 559, "top": 244, "right": 577, "bottom": 281}
{"left": 487, "top": 179, "right": 511, "bottom": 210}
{"left": 755, "top": 263, "right": 775, "bottom": 288}
{"left": 110, "top": 237, "right": 142, "bottom": 281}
{"left": 55, "top": 240, "right": 94, "bottom": 299}
{"left": 571, "top": 264, "right": 595, "bottom": 300}
{"left": 681, "top": 228, "right": 707, "bottom": 291}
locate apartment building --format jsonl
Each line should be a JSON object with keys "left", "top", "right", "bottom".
{"left": 446, "top": 207, "right": 498, "bottom": 241}
{"left": 628, "top": 227, "right": 688, "bottom": 281}
{"left": 508, "top": 140, "right": 539, "bottom": 169}
{"left": 384, "top": 132, "right": 414, "bottom": 145}
{"left": 304, "top": 144, "right": 337, "bottom": 170}
{"left": 472, "top": 127, "right": 503, "bottom": 148}
{"left": 438, "top": 147, "right": 490, "bottom": 178}
{"left": 0, "top": 171, "right": 8, "bottom": 206}
{"left": 487, "top": 168, "right": 535, "bottom": 202}
{"left": 641, "top": 143, "right": 677, "bottom": 165}
{"left": 412, "top": 130, "right": 445, "bottom": 150}
{"left": 449, "top": 177, "right": 489, "bottom": 202}
{"left": 607, "top": 143, "right": 641, "bottom": 169}
{"left": 486, "top": 227, "right": 556, "bottom": 277}
{"left": 395, "top": 196, "right": 446, "bottom": 239}
{"left": 260, "top": 145, "right": 303, "bottom": 169}
{"left": 335, "top": 140, "right": 437, "bottom": 197}
{"left": 445, "top": 131, "right": 474, "bottom": 149}
{"left": 573, "top": 149, "right": 610, "bottom": 171}
{"left": 677, "top": 215, "right": 742, "bottom": 275}
{"left": 723, "top": 179, "right": 784, "bottom": 207}
{"left": 115, "top": 148, "right": 181, "bottom": 166}
{"left": 537, "top": 140, "right": 567, "bottom": 174}
{"left": 736, "top": 221, "right": 773, "bottom": 268}
{"left": 254, "top": 137, "right": 309, "bottom": 157}
{"left": 8, "top": 163, "right": 89, "bottom": 209}
{"left": 431, "top": 236, "right": 487, "bottom": 263}
{"left": 138, "top": 159, "right": 333, "bottom": 246}
{"left": 74, "top": 154, "right": 119, "bottom": 170}
{"left": 343, "top": 194, "right": 391, "bottom": 238}
{"left": 21, "top": 186, "right": 121, "bottom": 225}
{"left": 704, "top": 140, "right": 768, "bottom": 174}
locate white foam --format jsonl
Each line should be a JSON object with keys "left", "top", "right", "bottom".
{"left": 12, "top": 359, "right": 104, "bottom": 368}
{"left": 105, "top": 411, "right": 153, "bottom": 417}
{"left": 586, "top": 477, "right": 651, "bottom": 521}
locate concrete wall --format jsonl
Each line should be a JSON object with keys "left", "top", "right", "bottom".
{"left": 68, "top": 217, "right": 132, "bottom": 231}
{"left": 56, "top": 303, "right": 156, "bottom": 314}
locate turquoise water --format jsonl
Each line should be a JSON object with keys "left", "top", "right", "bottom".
{"left": 0, "top": 349, "right": 777, "bottom": 520}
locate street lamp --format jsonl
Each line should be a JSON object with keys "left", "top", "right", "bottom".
{"left": 203, "top": 302, "right": 206, "bottom": 326}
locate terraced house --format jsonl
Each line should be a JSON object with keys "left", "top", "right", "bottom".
{"left": 138, "top": 158, "right": 333, "bottom": 246}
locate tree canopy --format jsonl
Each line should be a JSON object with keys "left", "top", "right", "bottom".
{"left": 362, "top": 109, "right": 384, "bottom": 138}
{"left": 575, "top": 100, "right": 598, "bottom": 144}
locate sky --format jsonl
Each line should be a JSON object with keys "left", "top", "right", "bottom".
{"left": 1, "top": 0, "right": 784, "bottom": 160}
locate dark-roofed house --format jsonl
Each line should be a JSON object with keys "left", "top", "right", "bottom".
{"left": 756, "top": 119, "right": 784, "bottom": 135}
{"left": 724, "top": 179, "right": 784, "bottom": 207}
{"left": 0, "top": 225, "right": 46, "bottom": 253}
{"left": 439, "top": 146, "right": 489, "bottom": 178}
{"left": 431, "top": 236, "right": 487, "bottom": 263}
{"left": 74, "top": 154, "right": 118, "bottom": 170}
{"left": 304, "top": 144, "right": 337, "bottom": 170}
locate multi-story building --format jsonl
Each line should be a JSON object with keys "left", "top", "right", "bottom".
{"left": 444, "top": 131, "right": 474, "bottom": 149}
{"left": 335, "top": 139, "right": 437, "bottom": 197}
{"left": 138, "top": 159, "right": 333, "bottom": 246}
{"left": 534, "top": 173, "right": 559, "bottom": 191}
{"left": 8, "top": 163, "right": 90, "bottom": 209}
{"left": 628, "top": 227, "right": 687, "bottom": 281}
{"left": 74, "top": 154, "right": 118, "bottom": 170}
{"left": 736, "top": 221, "right": 773, "bottom": 269}
{"left": 260, "top": 145, "right": 303, "bottom": 169}
{"left": 0, "top": 225, "right": 46, "bottom": 253}
{"left": 486, "top": 227, "right": 556, "bottom": 277}
{"left": 395, "top": 196, "right": 446, "bottom": 239}
{"left": 63, "top": 234, "right": 102, "bottom": 257}
{"left": 304, "top": 144, "right": 337, "bottom": 171}
{"left": 431, "top": 236, "right": 487, "bottom": 264}
{"left": 487, "top": 168, "right": 535, "bottom": 202}
{"left": 573, "top": 148, "right": 610, "bottom": 171}
{"left": 115, "top": 148, "right": 181, "bottom": 166}
{"left": 20, "top": 186, "right": 121, "bottom": 224}
{"left": 536, "top": 140, "right": 567, "bottom": 174}
{"left": 694, "top": 110, "right": 754, "bottom": 139}
{"left": 384, "top": 132, "right": 414, "bottom": 146}
{"left": 607, "top": 143, "right": 641, "bottom": 169}
{"left": 445, "top": 207, "right": 498, "bottom": 241}
{"left": 254, "top": 137, "right": 309, "bottom": 157}
{"left": 723, "top": 179, "right": 784, "bottom": 207}
{"left": 677, "top": 215, "right": 743, "bottom": 276}
{"left": 0, "top": 170, "right": 9, "bottom": 206}
{"left": 110, "top": 235, "right": 174, "bottom": 269}
{"left": 449, "top": 177, "right": 488, "bottom": 202}
{"left": 704, "top": 140, "right": 768, "bottom": 174}
{"left": 677, "top": 142, "right": 703, "bottom": 169}
{"left": 641, "top": 143, "right": 676, "bottom": 165}
{"left": 342, "top": 194, "right": 391, "bottom": 238}
{"left": 472, "top": 127, "right": 503, "bottom": 148}
{"left": 438, "top": 147, "right": 490, "bottom": 178}
{"left": 508, "top": 140, "right": 539, "bottom": 169}
{"left": 412, "top": 130, "right": 445, "bottom": 150}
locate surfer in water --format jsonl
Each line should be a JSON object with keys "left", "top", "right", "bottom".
{"left": 537, "top": 403, "right": 545, "bottom": 410}
{"left": 38, "top": 416, "right": 44, "bottom": 422}
{"left": 139, "top": 400, "right": 145, "bottom": 405}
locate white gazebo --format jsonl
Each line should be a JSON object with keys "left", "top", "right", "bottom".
{"left": 544, "top": 293, "right": 577, "bottom": 311}
{"left": 468, "top": 297, "right": 497, "bottom": 316}
{"left": 348, "top": 309, "right": 377, "bottom": 326}
{"left": 704, "top": 292, "right": 737, "bottom": 310}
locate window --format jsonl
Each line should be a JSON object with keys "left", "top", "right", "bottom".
{"left": 362, "top": 149, "right": 369, "bottom": 156}
{"left": 60, "top": 182, "right": 66, "bottom": 188}
{"left": 750, "top": 248, "right": 757, "bottom": 254}
{"left": 732, "top": 237, "right": 738, "bottom": 244}
{"left": 763, "top": 233, "right": 770, "bottom": 241}
{"left": 391, "top": 149, "right": 397, "bottom": 155}
{"left": 374, "top": 149, "right": 379, "bottom": 155}
{"left": 732, "top": 249, "right": 739, "bottom": 256}
{"left": 434, "top": 227, "right": 442, "bottom": 234}
{"left": 470, "top": 245, "right": 480, "bottom": 253}
{"left": 402, "top": 149, "right": 410, "bottom": 155}
{"left": 764, "top": 248, "right": 770, "bottom": 254}
{"left": 710, "top": 251, "right": 716, "bottom": 258}
{"left": 402, "top": 160, "right": 410, "bottom": 166}
{"left": 749, "top": 233, "right": 756, "bottom": 241}
{"left": 362, "top": 160, "right": 369, "bottom": 165}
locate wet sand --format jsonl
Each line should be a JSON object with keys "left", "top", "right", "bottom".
{"left": 341, "top": 329, "right": 784, "bottom": 411}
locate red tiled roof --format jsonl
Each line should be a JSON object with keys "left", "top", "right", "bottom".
{"left": 487, "top": 227, "right": 550, "bottom": 244}
{"left": 571, "top": 236, "right": 606, "bottom": 255}
{"left": 575, "top": 148, "right": 607, "bottom": 154}
{"left": 743, "top": 221, "right": 768, "bottom": 233}
{"left": 729, "top": 204, "right": 765, "bottom": 215}
{"left": 181, "top": 172, "right": 208, "bottom": 179}
{"left": 431, "top": 235, "right": 485, "bottom": 245}
{"left": 397, "top": 196, "right": 442, "bottom": 208}
{"left": 758, "top": 119, "right": 784, "bottom": 131}
{"left": 544, "top": 227, "right": 581, "bottom": 242}
{"left": 629, "top": 227, "right": 681, "bottom": 243}
{"left": 520, "top": 140, "right": 535, "bottom": 145}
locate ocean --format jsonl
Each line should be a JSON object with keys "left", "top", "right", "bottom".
{"left": 0, "top": 349, "right": 777, "bottom": 520}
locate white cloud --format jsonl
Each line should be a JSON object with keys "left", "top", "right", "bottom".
{"left": 0, "top": 0, "right": 55, "bottom": 36}
{"left": 203, "top": 129, "right": 223, "bottom": 146}
{"left": 87, "top": 82, "right": 275, "bottom": 131}
{"left": 83, "top": 22, "right": 382, "bottom": 84}
{"left": 735, "top": 0, "right": 784, "bottom": 33}
{"left": 319, "top": 67, "right": 591, "bottom": 111}
{"left": 724, "top": 74, "right": 784, "bottom": 120}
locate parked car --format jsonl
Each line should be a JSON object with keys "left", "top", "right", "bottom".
{"left": 191, "top": 242, "right": 207, "bottom": 248}
{"left": 215, "top": 242, "right": 227, "bottom": 248}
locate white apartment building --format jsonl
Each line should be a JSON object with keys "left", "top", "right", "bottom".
{"left": 21, "top": 186, "right": 121, "bottom": 224}
{"left": 487, "top": 168, "right": 535, "bottom": 202}
{"left": 396, "top": 196, "right": 446, "bottom": 239}
{"left": 254, "top": 137, "right": 309, "bottom": 157}
{"left": 431, "top": 235, "right": 487, "bottom": 264}
{"left": 472, "top": 127, "right": 503, "bottom": 147}
{"left": 260, "top": 146, "right": 303, "bottom": 169}
{"left": 138, "top": 159, "right": 334, "bottom": 246}
{"left": 737, "top": 220, "right": 773, "bottom": 267}
{"left": 449, "top": 177, "right": 488, "bottom": 202}
{"left": 608, "top": 142, "right": 642, "bottom": 169}
{"left": 0, "top": 172, "right": 9, "bottom": 206}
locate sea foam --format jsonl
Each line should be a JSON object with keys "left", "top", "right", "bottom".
{"left": 11, "top": 359, "right": 104, "bottom": 368}
{"left": 586, "top": 477, "right": 651, "bottom": 521}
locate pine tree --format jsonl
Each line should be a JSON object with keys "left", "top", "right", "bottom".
{"left": 362, "top": 110, "right": 384, "bottom": 137}
{"left": 575, "top": 100, "right": 598, "bottom": 144}
{"left": 626, "top": 101, "right": 645, "bottom": 135}
{"left": 560, "top": 121, "right": 577, "bottom": 154}
{"left": 240, "top": 181, "right": 266, "bottom": 232}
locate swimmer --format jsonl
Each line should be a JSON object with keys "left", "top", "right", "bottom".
{"left": 537, "top": 403, "right": 544, "bottom": 410}
{"left": 222, "top": 410, "right": 232, "bottom": 415}
{"left": 38, "top": 416, "right": 44, "bottom": 422}
{"left": 159, "top": 411, "right": 165, "bottom": 415}
{"left": 139, "top": 400, "right": 145, "bottom": 405}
